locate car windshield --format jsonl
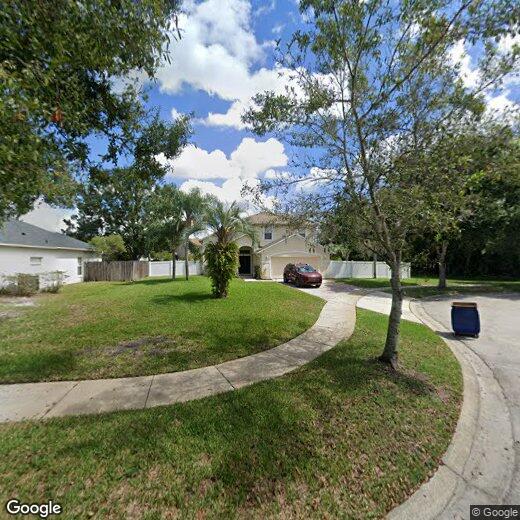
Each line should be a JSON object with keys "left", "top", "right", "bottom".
{"left": 297, "top": 265, "right": 316, "bottom": 273}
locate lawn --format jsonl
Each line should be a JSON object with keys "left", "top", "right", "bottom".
{"left": 0, "top": 277, "right": 323, "bottom": 384}
{"left": 0, "top": 309, "right": 462, "bottom": 519}
{"left": 336, "top": 277, "right": 421, "bottom": 289}
{"left": 337, "top": 275, "right": 520, "bottom": 297}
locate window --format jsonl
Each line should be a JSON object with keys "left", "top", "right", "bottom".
{"left": 264, "top": 225, "right": 273, "bottom": 240}
{"left": 298, "top": 228, "right": 306, "bottom": 238}
{"left": 30, "top": 257, "right": 42, "bottom": 266}
{"left": 77, "top": 257, "right": 83, "bottom": 276}
{"left": 297, "top": 265, "right": 316, "bottom": 273}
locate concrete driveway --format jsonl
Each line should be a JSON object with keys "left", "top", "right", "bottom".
{"left": 419, "top": 293, "right": 520, "bottom": 504}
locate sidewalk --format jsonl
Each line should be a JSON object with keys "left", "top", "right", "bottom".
{"left": 0, "top": 282, "right": 360, "bottom": 422}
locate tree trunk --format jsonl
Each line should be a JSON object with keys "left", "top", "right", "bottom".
{"left": 171, "top": 249, "right": 176, "bottom": 280}
{"left": 373, "top": 254, "right": 377, "bottom": 279}
{"left": 185, "top": 237, "right": 189, "bottom": 281}
{"left": 379, "top": 259, "right": 402, "bottom": 369}
{"left": 438, "top": 241, "right": 448, "bottom": 289}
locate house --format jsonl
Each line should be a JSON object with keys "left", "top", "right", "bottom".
{"left": 175, "top": 238, "right": 202, "bottom": 260}
{"left": 203, "top": 212, "right": 330, "bottom": 279}
{"left": 0, "top": 220, "right": 98, "bottom": 284}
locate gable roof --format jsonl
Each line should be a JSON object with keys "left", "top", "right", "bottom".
{"left": 0, "top": 220, "right": 93, "bottom": 251}
{"left": 246, "top": 212, "right": 288, "bottom": 225}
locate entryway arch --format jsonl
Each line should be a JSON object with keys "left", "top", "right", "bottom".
{"left": 238, "top": 246, "right": 253, "bottom": 276}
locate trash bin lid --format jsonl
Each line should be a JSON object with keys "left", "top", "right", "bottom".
{"left": 452, "top": 301, "right": 478, "bottom": 308}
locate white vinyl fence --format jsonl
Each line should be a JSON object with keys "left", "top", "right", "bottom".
{"left": 323, "top": 261, "right": 411, "bottom": 279}
{"left": 149, "top": 261, "right": 203, "bottom": 278}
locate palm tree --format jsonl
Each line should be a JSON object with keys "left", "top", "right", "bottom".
{"left": 146, "top": 186, "right": 209, "bottom": 280}
{"left": 204, "top": 200, "right": 256, "bottom": 298}
{"left": 180, "top": 189, "right": 208, "bottom": 280}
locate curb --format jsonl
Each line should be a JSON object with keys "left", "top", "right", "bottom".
{"left": 387, "top": 298, "right": 515, "bottom": 519}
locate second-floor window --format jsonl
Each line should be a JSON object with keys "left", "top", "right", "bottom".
{"left": 264, "top": 225, "right": 273, "bottom": 240}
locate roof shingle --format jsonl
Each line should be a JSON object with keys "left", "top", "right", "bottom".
{"left": 0, "top": 220, "right": 93, "bottom": 250}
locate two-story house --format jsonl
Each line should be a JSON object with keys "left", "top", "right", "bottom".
{"left": 232, "top": 212, "right": 330, "bottom": 279}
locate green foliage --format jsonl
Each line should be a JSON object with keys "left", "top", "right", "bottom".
{"left": 245, "top": 0, "right": 519, "bottom": 362}
{"left": 204, "top": 200, "right": 256, "bottom": 247}
{"left": 150, "top": 251, "right": 173, "bottom": 261}
{"left": 0, "top": 0, "right": 180, "bottom": 222}
{"left": 89, "top": 235, "right": 127, "bottom": 261}
{"left": 204, "top": 242, "right": 239, "bottom": 298}
{"left": 0, "top": 274, "right": 39, "bottom": 296}
{"left": 66, "top": 167, "right": 156, "bottom": 259}
{"left": 65, "top": 115, "right": 190, "bottom": 260}
{"left": 203, "top": 200, "right": 256, "bottom": 297}
{"left": 146, "top": 186, "right": 210, "bottom": 258}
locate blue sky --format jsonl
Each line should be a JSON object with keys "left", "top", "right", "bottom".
{"left": 22, "top": 0, "right": 519, "bottom": 231}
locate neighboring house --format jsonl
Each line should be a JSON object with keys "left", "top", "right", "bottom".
{"left": 0, "top": 220, "right": 98, "bottom": 284}
{"left": 175, "top": 238, "right": 202, "bottom": 260}
{"left": 202, "top": 212, "right": 330, "bottom": 279}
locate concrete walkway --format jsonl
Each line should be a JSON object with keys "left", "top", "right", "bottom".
{"left": 386, "top": 293, "right": 520, "bottom": 519}
{"left": 0, "top": 281, "right": 360, "bottom": 422}
{"left": 357, "top": 290, "right": 421, "bottom": 323}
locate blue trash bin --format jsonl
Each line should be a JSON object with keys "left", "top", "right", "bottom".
{"left": 451, "top": 302, "right": 480, "bottom": 338}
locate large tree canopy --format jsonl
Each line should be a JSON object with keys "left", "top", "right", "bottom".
{"left": 0, "top": 0, "right": 180, "bottom": 221}
{"left": 245, "top": 0, "right": 519, "bottom": 367}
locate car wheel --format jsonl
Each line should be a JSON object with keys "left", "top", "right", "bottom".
{"left": 316, "top": 284, "right": 321, "bottom": 288}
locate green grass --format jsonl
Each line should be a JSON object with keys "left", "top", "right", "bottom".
{"left": 0, "top": 277, "right": 323, "bottom": 384}
{"left": 336, "top": 278, "right": 420, "bottom": 289}
{"left": 0, "top": 309, "right": 462, "bottom": 519}
{"left": 337, "top": 275, "right": 520, "bottom": 297}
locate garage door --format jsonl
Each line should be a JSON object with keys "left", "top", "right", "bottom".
{"left": 270, "top": 256, "right": 321, "bottom": 279}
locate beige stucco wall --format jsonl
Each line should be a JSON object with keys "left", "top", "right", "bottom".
{"left": 257, "top": 234, "right": 330, "bottom": 279}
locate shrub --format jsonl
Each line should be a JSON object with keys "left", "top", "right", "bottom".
{"left": 0, "top": 274, "right": 39, "bottom": 296}
{"left": 254, "top": 265, "right": 261, "bottom": 279}
{"left": 204, "top": 242, "right": 239, "bottom": 298}
{"left": 40, "top": 271, "right": 65, "bottom": 293}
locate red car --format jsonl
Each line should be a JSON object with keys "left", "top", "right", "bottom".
{"left": 283, "top": 263, "right": 322, "bottom": 287}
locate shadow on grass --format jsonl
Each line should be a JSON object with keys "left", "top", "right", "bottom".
{"left": 121, "top": 277, "right": 183, "bottom": 287}
{"left": 1, "top": 309, "right": 461, "bottom": 517}
{"left": 0, "top": 349, "right": 77, "bottom": 384}
{"left": 150, "top": 292, "right": 214, "bottom": 305}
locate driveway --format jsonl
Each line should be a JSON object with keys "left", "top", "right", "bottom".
{"left": 420, "top": 293, "right": 520, "bottom": 504}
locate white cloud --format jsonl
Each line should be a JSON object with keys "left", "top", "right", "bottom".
{"left": 154, "top": 0, "right": 293, "bottom": 129}
{"left": 230, "top": 137, "right": 287, "bottom": 178}
{"left": 497, "top": 34, "right": 520, "bottom": 54}
{"left": 448, "top": 40, "right": 480, "bottom": 89}
{"left": 180, "top": 177, "right": 275, "bottom": 210}
{"left": 272, "top": 23, "right": 285, "bottom": 35}
{"left": 170, "top": 107, "right": 183, "bottom": 119}
{"left": 254, "top": 0, "right": 276, "bottom": 17}
{"left": 180, "top": 177, "right": 253, "bottom": 202}
{"left": 20, "top": 201, "right": 74, "bottom": 233}
{"left": 160, "top": 137, "right": 287, "bottom": 180}
{"left": 204, "top": 100, "right": 247, "bottom": 129}
{"left": 485, "top": 90, "right": 518, "bottom": 115}
{"left": 157, "top": 0, "right": 264, "bottom": 99}
{"left": 158, "top": 146, "right": 240, "bottom": 180}
{"left": 448, "top": 39, "right": 519, "bottom": 113}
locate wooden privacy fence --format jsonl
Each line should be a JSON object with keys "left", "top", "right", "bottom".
{"left": 84, "top": 261, "right": 149, "bottom": 282}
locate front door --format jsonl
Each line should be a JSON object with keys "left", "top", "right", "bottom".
{"left": 239, "top": 254, "right": 251, "bottom": 275}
